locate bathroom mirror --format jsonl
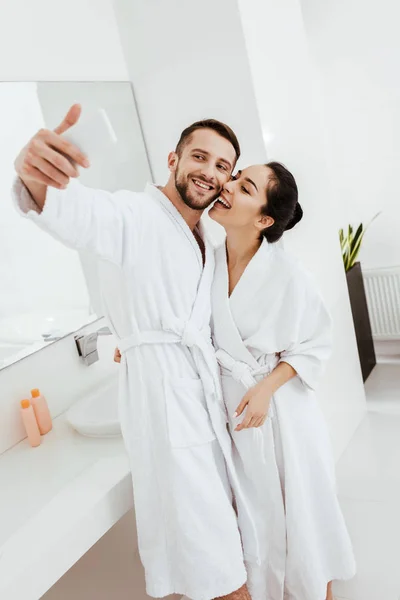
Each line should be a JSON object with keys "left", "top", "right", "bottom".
{"left": 0, "top": 81, "right": 153, "bottom": 370}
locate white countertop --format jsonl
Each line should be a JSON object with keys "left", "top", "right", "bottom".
{"left": 0, "top": 408, "right": 133, "bottom": 600}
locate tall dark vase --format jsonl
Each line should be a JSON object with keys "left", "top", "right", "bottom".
{"left": 346, "top": 261, "right": 376, "bottom": 382}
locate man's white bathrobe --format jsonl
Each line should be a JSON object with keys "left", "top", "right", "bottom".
{"left": 212, "top": 239, "right": 356, "bottom": 600}
{"left": 13, "top": 178, "right": 249, "bottom": 600}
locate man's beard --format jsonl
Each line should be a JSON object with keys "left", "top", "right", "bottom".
{"left": 175, "top": 168, "right": 221, "bottom": 210}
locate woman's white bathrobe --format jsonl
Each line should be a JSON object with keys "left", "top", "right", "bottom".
{"left": 212, "top": 239, "right": 356, "bottom": 600}
{"left": 13, "top": 178, "right": 250, "bottom": 600}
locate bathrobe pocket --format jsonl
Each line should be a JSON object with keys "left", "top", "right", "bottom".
{"left": 165, "top": 377, "right": 217, "bottom": 448}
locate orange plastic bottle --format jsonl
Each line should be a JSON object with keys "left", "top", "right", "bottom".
{"left": 20, "top": 399, "right": 41, "bottom": 447}
{"left": 30, "top": 388, "right": 52, "bottom": 435}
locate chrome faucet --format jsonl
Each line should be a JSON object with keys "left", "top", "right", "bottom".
{"left": 75, "top": 326, "right": 113, "bottom": 366}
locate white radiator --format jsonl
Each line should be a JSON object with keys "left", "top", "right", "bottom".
{"left": 363, "top": 265, "right": 400, "bottom": 340}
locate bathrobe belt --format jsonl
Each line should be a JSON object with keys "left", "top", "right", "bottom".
{"left": 118, "top": 318, "right": 217, "bottom": 397}
{"left": 215, "top": 348, "right": 279, "bottom": 418}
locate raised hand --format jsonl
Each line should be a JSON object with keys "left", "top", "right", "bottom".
{"left": 14, "top": 104, "right": 90, "bottom": 194}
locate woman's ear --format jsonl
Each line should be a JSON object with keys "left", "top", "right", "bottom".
{"left": 168, "top": 151, "right": 178, "bottom": 172}
{"left": 256, "top": 214, "right": 275, "bottom": 231}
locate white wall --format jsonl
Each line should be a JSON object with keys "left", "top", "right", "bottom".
{"left": 300, "top": 0, "right": 400, "bottom": 270}
{"left": 112, "top": 0, "right": 267, "bottom": 183}
{"left": 0, "top": 0, "right": 128, "bottom": 81}
{"left": 236, "top": 0, "right": 366, "bottom": 459}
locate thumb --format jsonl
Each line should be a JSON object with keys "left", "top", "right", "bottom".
{"left": 54, "top": 103, "right": 82, "bottom": 135}
{"left": 233, "top": 394, "right": 249, "bottom": 418}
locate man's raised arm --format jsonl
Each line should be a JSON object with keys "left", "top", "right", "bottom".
{"left": 12, "top": 103, "right": 144, "bottom": 267}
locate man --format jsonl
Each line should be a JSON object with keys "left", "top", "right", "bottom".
{"left": 13, "top": 105, "right": 251, "bottom": 600}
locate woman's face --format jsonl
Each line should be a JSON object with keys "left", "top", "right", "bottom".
{"left": 209, "top": 164, "right": 275, "bottom": 233}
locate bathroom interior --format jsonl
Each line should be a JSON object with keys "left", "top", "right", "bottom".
{"left": 1, "top": 1, "right": 400, "bottom": 599}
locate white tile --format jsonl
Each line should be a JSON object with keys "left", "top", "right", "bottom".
{"left": 336, "top": 410, "right": 400, "bottom": 501}
{"left": 336, "top": 364, "right": 400, "bottom": 502}
{"left": 365, "top": 364, "right": 400, "bottom": 409}
{"left": 333, "top": 499, "right": 400, "bottom": 600}
{"left": 333, "top": 365, "right": 400, "bottom": 600}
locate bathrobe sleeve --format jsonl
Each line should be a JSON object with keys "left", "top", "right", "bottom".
{"left": 12, "top": 177, "right": 143, "bottom": 266}
{"left": 278, "top": 273, "right": 333, "bottom": 391}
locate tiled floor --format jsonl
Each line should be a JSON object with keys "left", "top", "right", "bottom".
{"left": 333, "top": 363, "right": 400, "bottom": 600}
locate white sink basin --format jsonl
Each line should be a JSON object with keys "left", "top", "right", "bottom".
{"left": 66, "top": 380, "right": 121, "bottom": 437}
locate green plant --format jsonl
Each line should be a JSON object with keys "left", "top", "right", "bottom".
{"left": 339, "top": 212, "right": 381, "bottom": 272}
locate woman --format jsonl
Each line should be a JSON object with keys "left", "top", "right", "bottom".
{"left": 208, "top": 162, "right": 356, "bottom": 600}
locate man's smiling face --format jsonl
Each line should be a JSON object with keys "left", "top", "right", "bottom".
{"left": 172, "top": 128, "right": 236, "bottom": 211}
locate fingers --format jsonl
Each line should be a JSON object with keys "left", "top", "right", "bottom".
{"left": 15, "top": 114, "right": 90, "bottom": 189}
{"left": 235, "top": 411, "right": 253, "bottom": 431}
{"left": 234, "top": 396, "right": 249, "bottom": 418}
{"left": 248, "top": 416, "right": 260, "bottom": 429}
{"left": 114, "top": 348, "right": 121, "bottom": 363}
{"left": 22, "top": 134, "right": 80, "bottom": 188}
{"left": 39, "top": 134, "right": 79, "bottom": 176}
{"left": 248, "top": 416, "right": 262, "bottom": 428}
{"left": 253, "top": 415, "right": 267, "bottom": 428}
{"left": 29, "top": 155, "right": 70, "bottom": 188}
{"left": 42, "top": 129, "right": 89, "bottom": 169}
{"left": 54, "top": 103, "right": 82, "bottom": 135}
{"left": 51, "top": 104, "right": 90, "bottom": 168}
{"left": 20, "top": 164, "right": 63, "bottom": 189}
{"left": 235, "top": 413, "right": 268, "bottom": 431}
{"left": 23, "top": 140, "right": 72, "bottom": 187}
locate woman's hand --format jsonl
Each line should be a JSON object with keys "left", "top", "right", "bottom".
{"left": 114, "top": 347, "right": 121, "bottom": 363}
{"left": 233, "top": 361, "right": 297, "bottom": 432}
{"left": 233, "top": 379, "right": 273, "bottom": 431}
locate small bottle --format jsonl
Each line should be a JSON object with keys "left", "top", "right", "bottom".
{"left": 20, "top": 399, "right": 41, "bottom": 447}
{"left": 30, "top": 388, "right": 53, "bottom": 434}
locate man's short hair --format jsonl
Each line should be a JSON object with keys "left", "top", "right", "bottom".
{"left": 176, "top": 119, "right": 241, "bottom": 164}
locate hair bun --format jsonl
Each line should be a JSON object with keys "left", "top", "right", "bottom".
{"left": 285, "top": 202, "right": 303, "bottom": 231}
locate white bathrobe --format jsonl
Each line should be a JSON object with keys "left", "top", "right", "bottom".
{"left": 211, "top": 239, "right": 356, "bottom": 600}
{"left": 13, "top": 178, "right": 249, "bottom": 600}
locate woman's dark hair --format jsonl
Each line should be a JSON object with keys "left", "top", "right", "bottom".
{"left": 176, "top": 119, "right": 241, "bottom": 164}
{"left": 260, "top": 161, "right": 303, "bottom": 243}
